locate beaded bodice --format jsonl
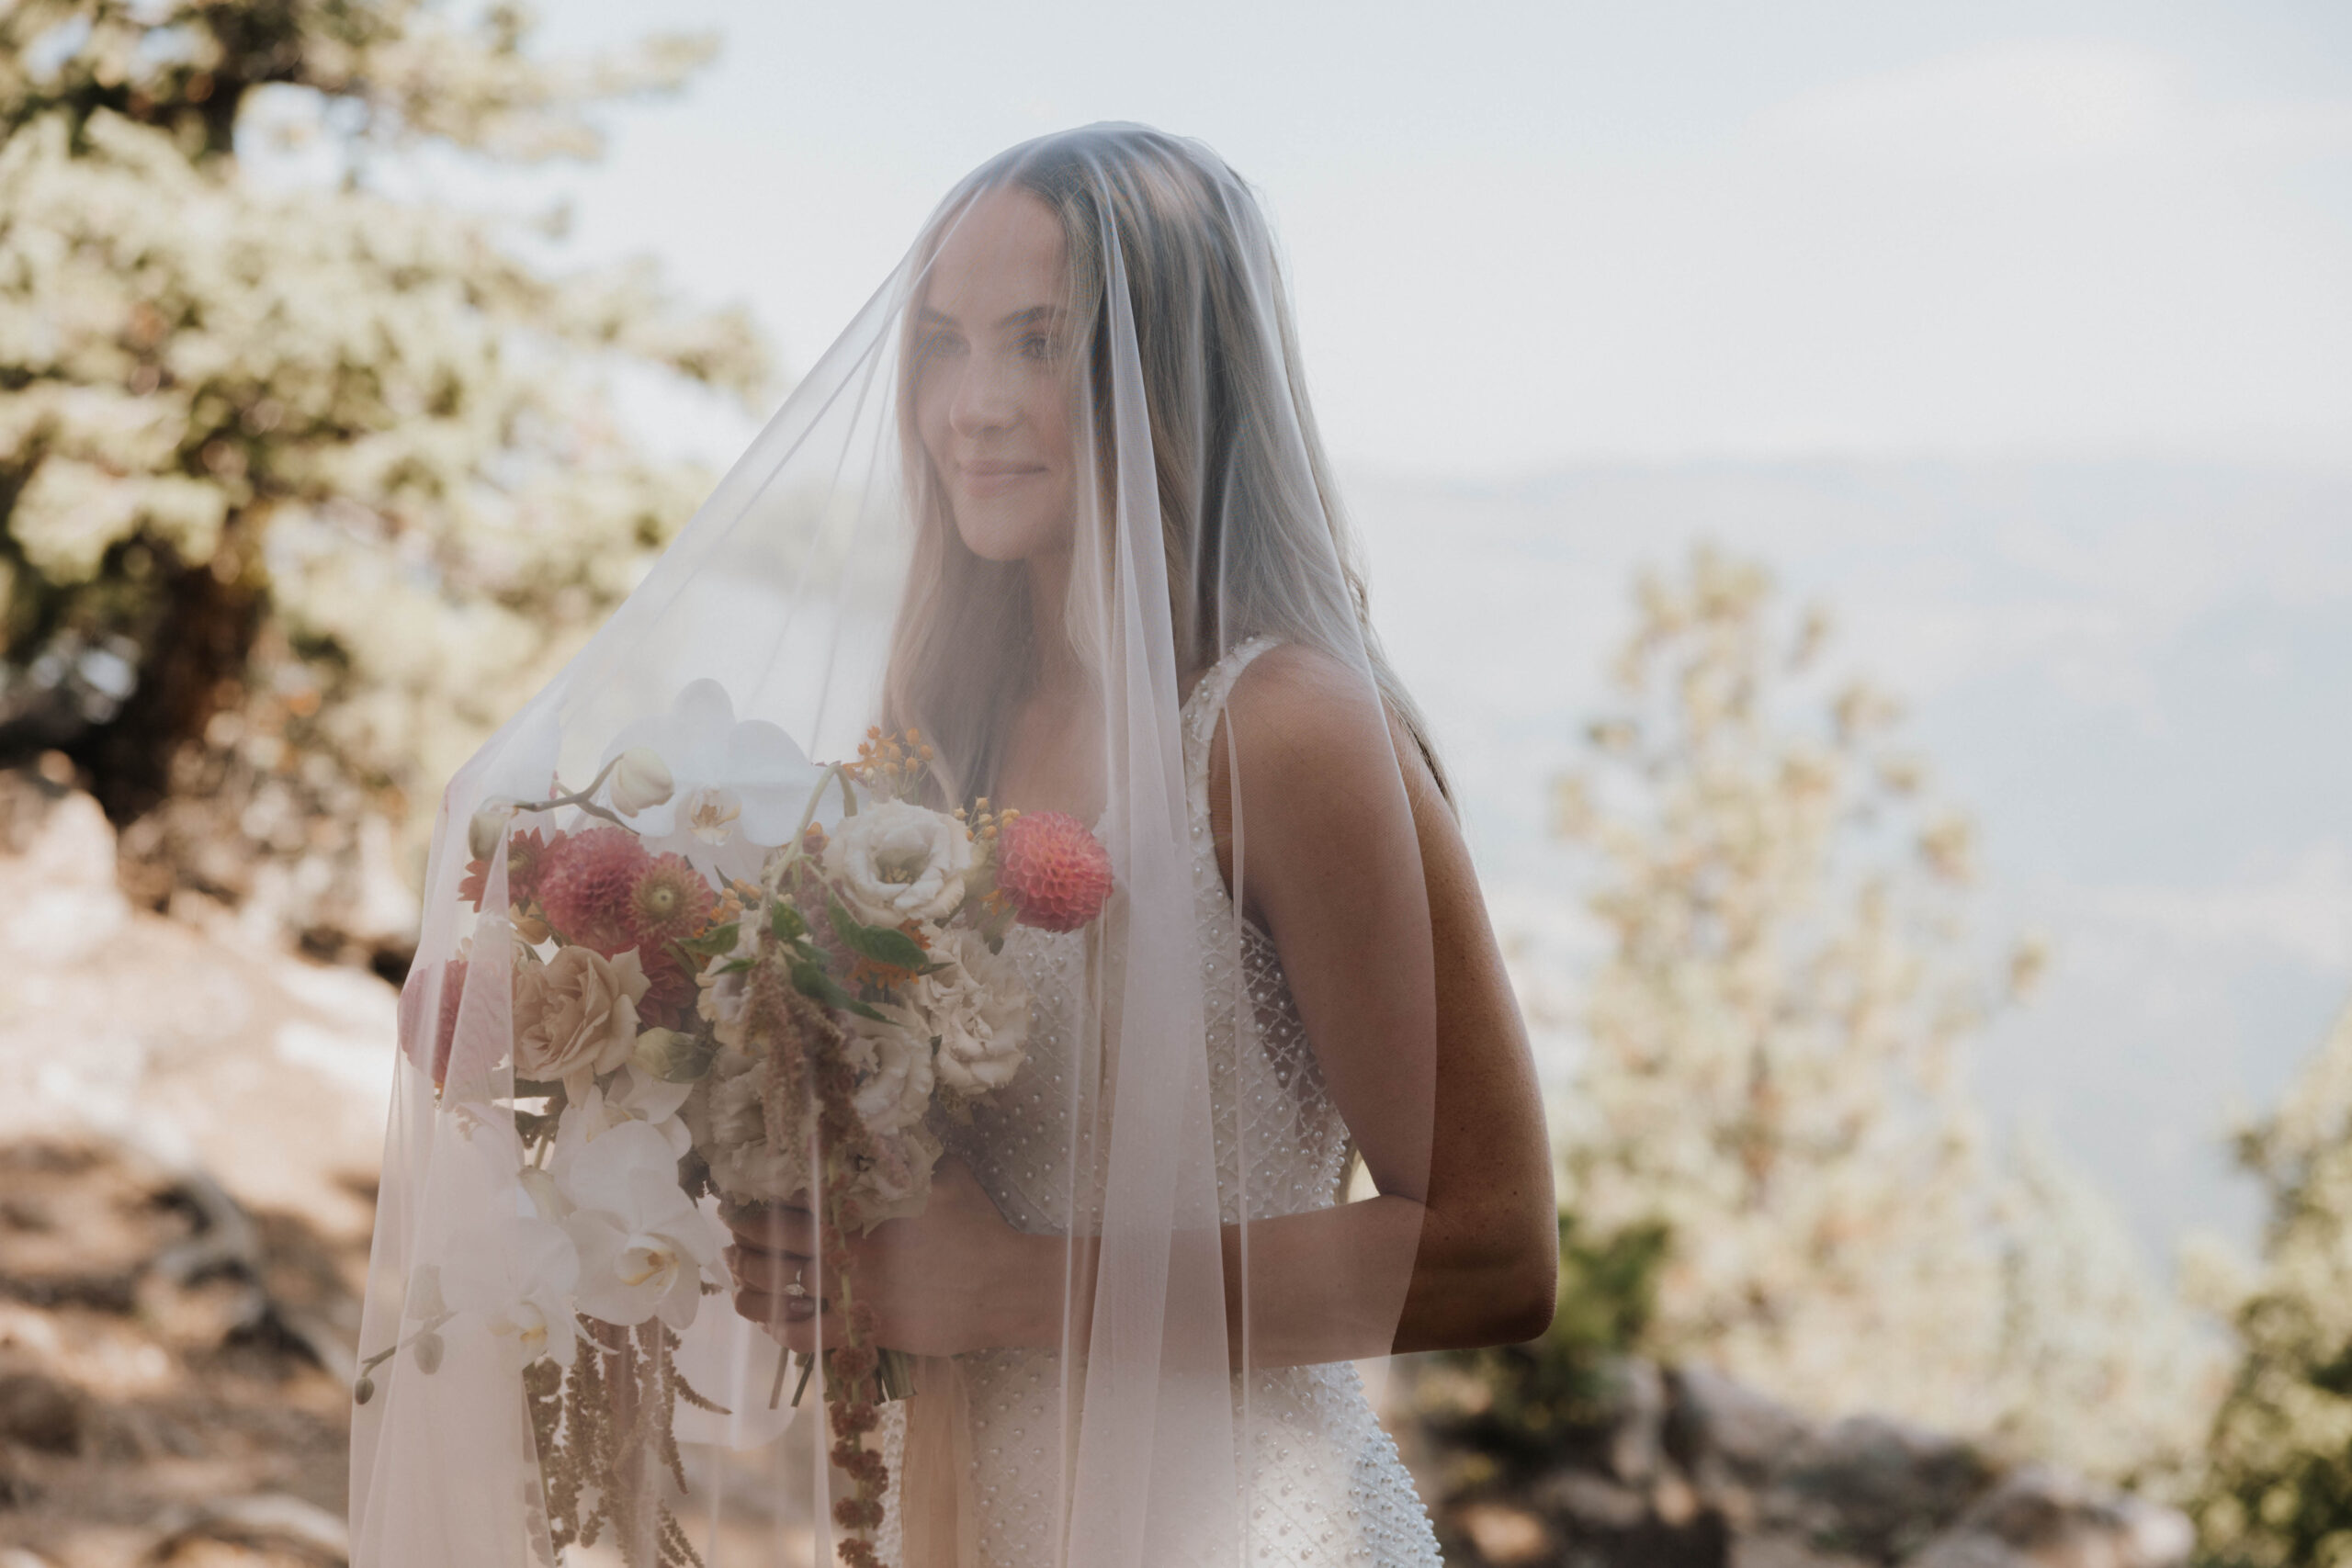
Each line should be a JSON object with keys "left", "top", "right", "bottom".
{"left": 942, "top": 636, "right": 1352, "bottom": 1237}
{"left": 893, "top": 637, "right": 1442, "bottom": 1568}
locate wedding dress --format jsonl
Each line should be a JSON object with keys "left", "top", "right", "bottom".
{"left": 881, "top": 635, "right": 1444, "bottom": 1566}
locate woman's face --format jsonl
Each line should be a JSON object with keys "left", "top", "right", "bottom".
{"left": 913, "top": 187, "right": 1079, "bottom": 564}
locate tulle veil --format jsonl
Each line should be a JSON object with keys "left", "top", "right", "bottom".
{"left": 352, "top": 123, "right": 1438, "bottom": 1568}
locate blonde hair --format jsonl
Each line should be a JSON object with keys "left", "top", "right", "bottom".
{"left": 881, "top": 125, "right": 1449, "bottom": 807}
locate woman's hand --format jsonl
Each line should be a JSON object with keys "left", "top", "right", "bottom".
{"left": 722, "top": 1156, "right": 1050, "bottom": 1359}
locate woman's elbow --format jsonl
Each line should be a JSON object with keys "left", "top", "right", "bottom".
{"left": 1491, "top": 1236, "right": 1558, "bottom": 1345}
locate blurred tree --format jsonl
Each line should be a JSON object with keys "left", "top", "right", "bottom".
{"left": 0, "top": 0, "right": 771, "bottom": 961}
{"left": 1546, "top": 542, "right": 2217, "bottom": 1487}
{"left": 2192, "top": 1001, "right": 2352, "bottom": 1565}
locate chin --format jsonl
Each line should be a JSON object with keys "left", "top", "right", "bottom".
{"left": 951, "top": 496, "right": 1069, "bottom": 563}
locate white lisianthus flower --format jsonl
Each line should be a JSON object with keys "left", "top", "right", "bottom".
{"left": 852, "top": 1120, "right": 944, "bottom": 1232}
{"left": 824, "top": 800, "right": 973, "bottom": 927}
{"left": 844, "top": 1009, "right": 935, "bottom": 1134}
{"left": 555, "top": 1119, "right": 726, "bottom": 1330}
{"left": 441, "top": 1213, "right": 581, "bottom": 1370}
{"left": 899, "top": 927, "right": 1031, "bottom": 1096}
{"left": 682, "top": 1043, "right": 805, "bottom": 1207}
{"left": 601, "top": 680, "right": 829, "bottom": 885}
{"left": 606, "top": 746, "right": 675, "bottom": 816}
{"left": 694, "top": 919, "right": 763, "bottom": 1050}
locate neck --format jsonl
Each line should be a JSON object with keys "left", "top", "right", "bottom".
{"left": 1024, "top": 546, "right": 1083, "bottom": 696}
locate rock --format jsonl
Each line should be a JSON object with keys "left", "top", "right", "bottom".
{"left": 1606, "top": 1358, "right": 1668, "bottom": 1484}
{"left": 1428, "top": 1359, "right": 2189, "bottom": 1568}
{"left": 1766, "top": 1414, "right": 1992, "bottom": 1561}
{"left": 0, "top": 1370, "right": 84, "bottom": 1453}
{"left": 1458, "top": 1499, "right": 1556, "bottom": 1565}
{"left": 1905, "top": 1465, "right": 2192, "bottom": 1568}
{"left": 1670, "top": 1364, "right": 1812, "bottom": 1494}
{"left": 153, "top": 1491, "right": 352, "bottom": 1563}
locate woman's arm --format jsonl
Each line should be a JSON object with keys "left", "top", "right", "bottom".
{"left": 1202, "top": 646, "right": 1556, "bottom": 1357}
{"left": 726, "top": 649, "right": 1556, "bottom": 1364}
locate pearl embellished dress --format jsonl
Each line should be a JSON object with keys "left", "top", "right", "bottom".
{"left": 877, "top": 637, "right": 1442, "bottom": 1567}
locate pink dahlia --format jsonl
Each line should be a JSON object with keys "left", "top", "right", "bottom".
{"left": 537, "top": 826, "right": 652, "bottom": 955}
{"left": 628, "top": 852, "right": 718, "bottom": 948}
{"left": 995, "top": 811, "right": 1113, "bottom": 932}
{"left": 457, "top": 827, "right": 559, "bottom": 913}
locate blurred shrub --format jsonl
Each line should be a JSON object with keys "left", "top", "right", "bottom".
{"left": 0, "top": 0, "right": 772, "bottom": 961}
{"left": 1546, "top": 543, "right": 2219, "bottom": 1489}
{"left": 1419, "top": 1213, "right": 1670, "bottom": 1463}
{"left": 2192, "top": 1002, "right": 2352, "bottom": 1566}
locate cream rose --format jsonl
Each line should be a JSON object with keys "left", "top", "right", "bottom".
{"left": 844, "top": 1009, "right": 935, "bottom": 1134}
{"left": 514, "top": 945, "right": 650, "bottom": 1089}
{"left": 822, "top": 800, "right": 973, "bottom": 927}
{"left": 899, "top": 928, "right": 1030, "bottom": 1097}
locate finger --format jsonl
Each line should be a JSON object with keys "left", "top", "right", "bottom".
{"left": 725, "top": 1244, "right": 818, "bottom": 1295}
{"left": 734, "top": 1289, "right": 824, "bottom": 1353}
{"left": 722, "top": 1202, "right": 820, "bottom": 1255}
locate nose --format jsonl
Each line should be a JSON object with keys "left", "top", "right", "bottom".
{"left": 946, "top": 353, "right": 1019, "bottom": 438}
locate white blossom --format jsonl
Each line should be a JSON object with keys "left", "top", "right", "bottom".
{"left": 602, "top": 680, "right": 825, "bottom": 885}
{"left": 554, "top": 1119, "right": 725, "bottom": 1330}
{"left": 823, "top": 799, "right": 973, "bottom": 928}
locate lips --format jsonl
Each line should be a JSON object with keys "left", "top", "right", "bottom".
{"left": 958, "top": 459, "right": 1046, "bottom": 493}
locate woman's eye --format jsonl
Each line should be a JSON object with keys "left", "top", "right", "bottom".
{"left": 1016, "top": 332, "right": 1054, "bottom": 361}
{"left": 918, "top": 331, "right": 965, "bottom": 360}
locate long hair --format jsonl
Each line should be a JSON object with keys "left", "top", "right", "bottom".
{"left": 880, "top": 124, "right": 1451, "bottom": 807}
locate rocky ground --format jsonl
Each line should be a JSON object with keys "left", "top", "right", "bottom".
{"left": 1413, "top": 1359, "right": 2196, "bottom": 1568}
{"left": 0, "top": 769, "right": 390, "bottom": 1566}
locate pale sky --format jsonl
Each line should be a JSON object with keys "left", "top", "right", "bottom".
{"left": 493, "top": 0, "right": 2352, "bottom": 478}
{"left": 321, "top": 4, "right": 2352, "bottom": 1258}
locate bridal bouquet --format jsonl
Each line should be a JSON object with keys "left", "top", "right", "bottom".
{"left": 373, "top": 682, "right": 1113, "bottom": 1566}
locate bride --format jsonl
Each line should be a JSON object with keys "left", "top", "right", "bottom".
{"left": 350, "top": 123, "right": 1552, "bottom": 1568}
{"left": 719, "top": 127, "right": 1555, "bottom": 1564}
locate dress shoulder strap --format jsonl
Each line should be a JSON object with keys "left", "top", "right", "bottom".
{"left": 1181, "top": 635, "right": 1279, "bottom": 825}
{"left": 1182, "top": 635, "right": 1280, "bottom": 753}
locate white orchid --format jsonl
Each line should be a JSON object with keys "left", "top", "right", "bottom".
{"left": 549, "top": 1063, "right": 695, "bottom": 1168}
{"left": 555, "top": 1118, "right": 726, "bottom": 1329}
{"left": 600, "top": 680, "right": 828, "bottom": 885}
{"left": 606, "top": 745, "right": 675, "bottom": 816}
{"left": 440, "top": 1213, "right": 582, "bottom": 1370}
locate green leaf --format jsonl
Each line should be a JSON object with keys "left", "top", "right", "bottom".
{"left": 675, "top": 921, "right": 741, "bottom": 958}
{"left": 790, "top": 957, "right": 887, "bottom": 1021}
{"left": 770, "top": 900, "right": 807, "bottom": 942}
{"left": 827, "top": 898, "right": 936, "bottom": 973}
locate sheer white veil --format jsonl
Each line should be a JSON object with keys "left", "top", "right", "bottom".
{"left": 352, "top": 123, "right": 1439, "bottom": 1568}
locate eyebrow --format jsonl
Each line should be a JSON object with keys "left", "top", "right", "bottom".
{"left": 916, "top": 305, "right": 1064, "bottom": 332}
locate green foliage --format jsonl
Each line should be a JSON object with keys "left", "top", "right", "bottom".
{"left": 2192, "top": 1003, "right": 2352, "bottom": 1566}
{"left": 0, "top": 0, "right": 773, "bottom": 951}
{"left": 1422, "top": 1213, "right": 1671, "bottom": 1462}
